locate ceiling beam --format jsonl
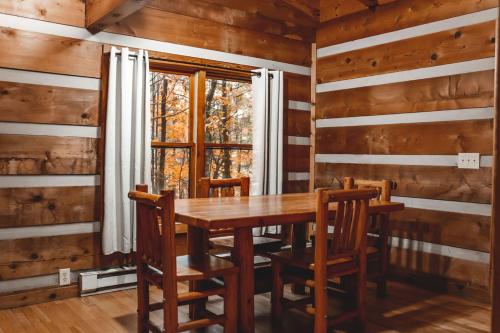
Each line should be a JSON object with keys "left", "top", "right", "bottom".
{"left": 278, "top": 0, "right": 320, "bottom": 21}
{"left": 148, "top": 0, "right": 315, "bottom": 42}
{"left": 86, "top": 0, "right": 150, "bottom": 34}
{"left": 356, "top": 0, "right": 378, "bottom": 10}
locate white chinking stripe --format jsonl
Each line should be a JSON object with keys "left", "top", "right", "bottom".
{"left": 288, "top": 172, "right": 310, "bottom": 181}
{"left": 0, "top": 222, "right": 101, "bottom": 240}
{"left": 390, "top": 237, "right": 490, "bottom": 264}
{"left": 0, "top": 122, "right": 100, "bottom": 138}
{"left": 288, "top": 100, "right": 311, "bottom": 111}
{"left": 315, "top": 154, "right": 493, "bottom": 167}
{"left": 288, "top": 136, "right": 310, "bottom": 145}
{"left": 316, "top": 107, "right": 494, "bottom": 128}
{"left": 318, "top": 8, "right": 499, "bottom": 58}
{"left": 0, "top": 175, "right": 100, "bottom": 188}
{"left": 317, "top": 58, "right": 495, "bottom": 93}
{"left": 392, "top": 196, "right": 491, "bottom": 217}
{"left": 0, "top": 272, "right": 79, "bottom": 294}
{"left": 0, "top": 13, "right": 310, "bottom": 76}
{"left": 0, "top": 68, "right": 100, "bottom": 90}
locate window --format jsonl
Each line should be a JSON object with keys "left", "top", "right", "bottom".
{"left": 204, "top": 78, "right": 253, "bottom": 179}
{"left": 150, "top": 69, "right": 252, "bottom": 198}
{"left": 150, "top": 71, "right": 193, "bottom": 198}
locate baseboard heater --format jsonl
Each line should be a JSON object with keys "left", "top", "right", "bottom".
{"left": 80, "top": 266, "right": 137, "bottom": 296}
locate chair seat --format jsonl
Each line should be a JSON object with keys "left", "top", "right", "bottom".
{"left": 213, "top": 252, "right": 272, "bottom": 267}
{"left": 146, "top": 255, "right": 238, "bottom": 286}
{"left": 270, "top": 246, "right": 378, "bottom": 271}
{"left": 209, "top": 235, "right": 283, "bottom": 253}
{"left": 176, "top": 255, "right": 238, "bottom": 281}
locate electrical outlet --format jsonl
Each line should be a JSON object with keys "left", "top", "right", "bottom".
{"left": 59, "top": 268, "right": 71, "bottom": 286}
{"left": 457, "top": 153, "right": 480, "bottom": 169}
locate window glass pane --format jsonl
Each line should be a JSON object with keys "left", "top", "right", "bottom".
{"left": 150, "top": 72, "right": 190, "bottom": 143}
{"left": 205, "top": 149, "right": 252, "bottom": 179}
{"left": 205, "top": 79, "right": 252, "bottom": 144}
{"left": 152, "top": 148, "right": 190, "bottom": 198}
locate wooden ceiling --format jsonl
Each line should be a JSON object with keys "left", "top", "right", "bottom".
{"left": 320, "top": 0, "right": 398, "bottom": 22}
{"left": 147, "top": 0, "right": 320, "bottom": 42}
{"left": 147, "top": 0, "right": 399, "bottom": 42}
{"left": 86, "top": 0, "right": 398, "bottom": 42}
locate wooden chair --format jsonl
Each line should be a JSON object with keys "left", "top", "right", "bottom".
{"left": 343, "top": 177, "right": 396, "bottom": 297}
{"left": 198, "top": 177, "right": 284, "bottom": 255}
{"left": 271, "top": 188, "right": 378, "bottom": 332}
{"left": 129, "top": 185, "right": 239, "bottom": 333}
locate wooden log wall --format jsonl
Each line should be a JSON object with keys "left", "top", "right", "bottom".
{"left": 315, "top": 0, "right": 497, "bottom": 298}
{"left": 284, "top": 73, "right": 312, "bottom": 193}
{"left": 0, "top": 0, "right": 312, "bottom": 308}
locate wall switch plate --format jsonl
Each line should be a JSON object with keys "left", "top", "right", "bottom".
{"left": 457, "top": 153, "right": 480, "bottom": 169}
{"left": 59, "top": 268, "right": 71, "bottom": 286}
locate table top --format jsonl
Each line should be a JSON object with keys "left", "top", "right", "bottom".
{"left": 175, "top": 192, "right": 404, "bottom": 230}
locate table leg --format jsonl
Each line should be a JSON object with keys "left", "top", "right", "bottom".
{"left": 292, "top": 223, "right": 307, "bottom": 294}
{"left": 233, "top": 227, "right": 255, "bottom": 333}
{"left": 187, "top": 225, "right": 207, "bottom": 319}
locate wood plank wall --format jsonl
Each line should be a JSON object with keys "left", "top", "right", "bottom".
{"left": 0, "top": 1, "right": 312, "bottom": 308}
{"left": 315, "top": 0, "right": 497, "bottom": 298}
{"left": 284, "top": 73, "right": 312, "bottom": 193}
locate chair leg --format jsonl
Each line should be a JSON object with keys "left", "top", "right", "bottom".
{"left": 377, "top": 214, "right": 390, "bottom": 299}
{"left": 377, "top": 279, "right": 387, "bottom": 298}
{"left": 314, "top": 274, "right": 328, "bottom": 333}
{"left": 188, "top": 280, "right": 207, "bottom": 319}
{"left": 223, "top": 273, "right": 238, "bottom": 333}
{"left": 137, "top": 265, "right": 149, "bottom": 333}
{"left": 356, "top": 270, "right": 367, "bottom": 331}
{"left": 271, "top": 260, "right": 284, "bottom": 326}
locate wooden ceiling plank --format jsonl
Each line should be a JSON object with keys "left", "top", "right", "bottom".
{"left": 85, "top": 0, "right": 151, "bottom": 34}
{"left": 147, "top": 0, "right": 314, "bottom": 41}
{"left": 193, "top": 0, "right": 318, "bottom": 28}
{"left": 278, "top": 0, "right": 320, "bottom": 20}
{"left": 356, "top": 0, "right": 378, "bottom": 10}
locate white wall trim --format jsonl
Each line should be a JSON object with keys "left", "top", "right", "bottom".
{"left": 288, "top": 100, "right": 311, "bottom": 111}
{"left": 0, "top": 222, "right": 101, "bottom": 240}
{"left": 315, "top": 154, "right": 493, "bottom": 167}
{"left": 0, "top": 68, "right": 100, "bottom": 90}
{"left": 316, "top": 108, "right": 494, "bottom": 128}
{"left": 317, "top": 58, "right": 495, "bottom": 93}
{"left": 288, "top": 136, "right": 310, "bottom": 145}
{"left": 0, "top": 122, "right": 100, "bottom": 138}
{"left": 0, "top": 175, "right": 101, "bottom": 188}
{"left": 391, "top": 236, "right": 490, "bottom": 264}
{"left": 318, "top": 8, "right": 499, "bottom": 58}
{"left": 392, "top": 196, "right": 491, "bottom": 217}
{"left": 0, "top": 272, "right": 80, "bottom": 294}
{"left": 0, "top": 13, "right": 310, "bottom": 76}
{"left": 288, "top": 172, "right": 310, "bottom": 181}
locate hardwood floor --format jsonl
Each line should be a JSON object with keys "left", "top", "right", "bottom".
{"left": 0, "top": 281, "right": 490, "bottom": 333}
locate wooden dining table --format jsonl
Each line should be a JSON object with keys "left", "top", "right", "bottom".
{"left": 175, "top": 192, "right": 404, "bottom": 333}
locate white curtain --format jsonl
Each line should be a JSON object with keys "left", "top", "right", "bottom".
{"left": 103, "top": 47, "right": 152, "bottom": 255}
{"left": 251, "top": 68, "right": 284, "bottom": 196}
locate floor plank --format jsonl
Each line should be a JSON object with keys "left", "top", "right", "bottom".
{"left": 0, "top": 281, "right": 490, "bottom": 333}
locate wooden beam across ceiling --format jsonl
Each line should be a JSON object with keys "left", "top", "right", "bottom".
{"left": 148, "top": 0, "right": 317, "bottom": 42}
{"left": 356, "top": 0, "right": 378, "bottom": 10}
{"left": 86, "top": 0, "right": 151, "bottom": 34}
{"left": 279, "top": 0, "right": 320, "bottom": 20}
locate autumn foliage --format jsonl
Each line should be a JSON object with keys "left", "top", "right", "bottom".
{"left": 150, "top": 72, "right": 253, "bottom": 198}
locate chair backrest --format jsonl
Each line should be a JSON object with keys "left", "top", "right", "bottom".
{"left": 198, "top": 177, "right": 250, "bottom": 198}
{"left": 128, "top": 185, "right": 176, "bottom": 275}
{"left": 343, "top": 177, "right": 396, "bottom": 202}
{"left": 315, "top": 188, "right": 378, "bottom": 265}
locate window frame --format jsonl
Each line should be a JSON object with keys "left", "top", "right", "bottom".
{"left": 149, "top": 64, "right": 253, "bottom": 198}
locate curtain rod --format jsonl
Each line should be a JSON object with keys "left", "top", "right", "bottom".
{"left": 117, "top": 52, "right": 274, "bottom": 78}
